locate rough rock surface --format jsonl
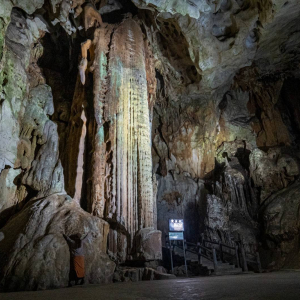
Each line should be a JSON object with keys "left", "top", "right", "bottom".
{"left": 0, "top": 194, "right": 115, "bottom": 291}
{"left": 0, "top": 7, "right": 49, "bottom": 222}
{"left": 260, "top": 181, "right": 300, "bottom": 269}
{"left": 0, "top": 3, "right": 115, "bottom": 291}
{"left": 1, "top": 0, "right": 300, "bottom": 292}
{"left": 133, "top": 228, "right": 162, "bottom": 261}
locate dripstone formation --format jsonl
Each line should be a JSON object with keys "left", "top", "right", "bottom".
{"left": 0, "top": 0, "right": 300, "bottom": 291}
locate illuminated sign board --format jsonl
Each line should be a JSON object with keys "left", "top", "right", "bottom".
{"left": 169, "top": 219, "right": 184, "bottom": 232}
{"left": 169, "top": 231, "right": 184, "bottom": 241}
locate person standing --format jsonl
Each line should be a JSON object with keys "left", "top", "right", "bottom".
{"left": 63, "top": 232, "right": 90, "bottom": 286}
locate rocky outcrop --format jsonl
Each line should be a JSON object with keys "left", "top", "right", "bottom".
{"left": 260, "top": 181, "right": 300, "bottom": 269}
{"left": 0, "top": 4, "right": 115, "bottom": 291}
{"left": 133, "top": 228, "right": 162, "bottom": 261}
{"left": 0, "top": 7, "right": 48, "bottom": 219}
{"left": 18, "top": 84, "right": 65, "bottom": 197}
{"left": 250, "top": 148, "right": 299, "bottom": 201}
{"left": 0, "top": 194, "right": 115, "bottom": 291}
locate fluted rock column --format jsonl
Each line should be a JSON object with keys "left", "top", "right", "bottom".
{"left": 90, "top": 19, "right": 159, "bottom": 260}
{"left": 106, "top": 18, "right": 154, "bottom": 231}
{"left": 91, "top": 27, "right": 112, "bottom": 217}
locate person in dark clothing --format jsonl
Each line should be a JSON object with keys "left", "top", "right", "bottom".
{"left": 63, "top": 232, "right": 90, "bottom": 287}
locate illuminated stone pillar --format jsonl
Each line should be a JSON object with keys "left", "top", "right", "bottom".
{"left": 89, "top": 19, "right": 159, "bottom": 260}
{"left": 106, "top": 18, "right": 154, "bottom": 232}
{"left": 90, "top": 27, "right": 112, "bottom": 218}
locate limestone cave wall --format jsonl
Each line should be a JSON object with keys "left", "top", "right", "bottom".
{"left": 0, "top": 0, "right": 300, "bottom": 291}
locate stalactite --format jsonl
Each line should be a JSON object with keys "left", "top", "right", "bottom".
{"left": 73, "top": 109, "right": 87, "bottom": 203}
{"left": 90, "top": 26, "right": 114, "bottom": 218}
{"left": 83, "top": 4, "right": 104, "bottom": 31}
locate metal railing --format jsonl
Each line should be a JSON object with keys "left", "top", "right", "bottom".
{"left": 170, "top": 237, "right": 262, "bottom": 273}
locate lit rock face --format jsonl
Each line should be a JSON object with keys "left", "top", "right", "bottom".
{"left": 105, "top": 18, "right": 154, "bottom": 229}
{"left": 0, "top": 8, "right": 48, "bottom": 219}
{"left": 0, "top": 8, "right": 64, "bottom": 217}
{"left": 63, "top": 78, "right": 87, "bottom": 203}
{"left": 89, "top": 18, "right": 159, "bottom": 261}
{"left": 18, "top": 85, "right": 65, "bottom": 197}
{"left": 0, "top": 194, "right": 115, "bottom": 291}
{"left": 0, "top": 6, "right": 115, "bottom": 291}
{"left": 0, "top": 0, "right": 300, "bottom": 288}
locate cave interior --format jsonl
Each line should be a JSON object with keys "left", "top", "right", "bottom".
{"left": 1, "top": 0, "right": 300, "bottom": 291}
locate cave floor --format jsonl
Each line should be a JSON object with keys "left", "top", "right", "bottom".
{"left": 2, "top": 271, "right": 300, "bottom": 300}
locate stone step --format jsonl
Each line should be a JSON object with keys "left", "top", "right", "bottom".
{"left": 214, "top": 264, "right": 236, "bottom": 270}
{"left": 201, "top": 263, "right": 236, "bottom": 270}
{"left": 214, "top": 268, "right": 243, "bottom": 276}
{"left": 171, "top": 246, "right": 244, "bottom": 277}
{"left": 185, "top": 258, "right": 238, "bottom": 270}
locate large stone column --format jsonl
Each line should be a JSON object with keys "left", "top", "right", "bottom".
{"left": 90, "top": 19, "right": 160, "bottom": 261}
{"left": 107, "top": 18, "right": 154, "bottom": 230}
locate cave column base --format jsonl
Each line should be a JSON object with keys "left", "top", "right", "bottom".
{"left": 132, "top": 228, "right": 162, "bottom": 262}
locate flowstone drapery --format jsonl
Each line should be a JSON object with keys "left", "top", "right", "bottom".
{"left": 80, "top": 17, "right": 160, "bottom": 261}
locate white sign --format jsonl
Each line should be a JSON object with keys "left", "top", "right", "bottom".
{"left": 169, "top": 219, "right": 184, "bottom": 232}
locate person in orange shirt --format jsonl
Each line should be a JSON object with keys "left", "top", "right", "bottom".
{"left": 63, "top": 232, "right": 90, "bottom": 287}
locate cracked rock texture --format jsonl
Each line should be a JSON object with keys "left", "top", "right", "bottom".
{"left": 1, "top": 0, "right": 300, "bottom": 291}
{"left": 0, "top": 194, "right": 115, "bottom": 291}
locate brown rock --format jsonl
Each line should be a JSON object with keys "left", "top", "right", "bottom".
{"left": 0, "top": 194, "right": 115, "bottom": 291}
{"left": 133, "top": 228, "right": 162, "bottom": 261}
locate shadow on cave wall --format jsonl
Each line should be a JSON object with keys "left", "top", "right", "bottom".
{"left": 38, "top": 28, "right": 92, "bottom": 209}
{"left": 278, "top": 78, "right": 300, "bottom": 148}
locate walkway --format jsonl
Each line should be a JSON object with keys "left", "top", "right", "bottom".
{"left": 2, "top": 271, "right": 300, "bottom": 300}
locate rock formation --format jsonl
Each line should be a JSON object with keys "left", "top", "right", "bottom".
{"left": 0, "top": 194, "right": 114, "bottom": 291}
{"left": 75, "top": 17, "right": 160, "bottom": 261}
{"left": 1, "top": 0, "right": 300, "bottom": 291}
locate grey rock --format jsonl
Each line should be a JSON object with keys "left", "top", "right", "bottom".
{"left": 250, "top": 148, "right": 299, "bottom": 201}
{"left": 0, "top": 194, "right": 115, "bottom": 291}
{"left": 99, "top": 0, "right": 123, "bottom": 14}
{"left": 262, "top": 182, "right": 300, "bottom": 241}
{"left": 133, "top": 228, "right": 162, "bottom": 261}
